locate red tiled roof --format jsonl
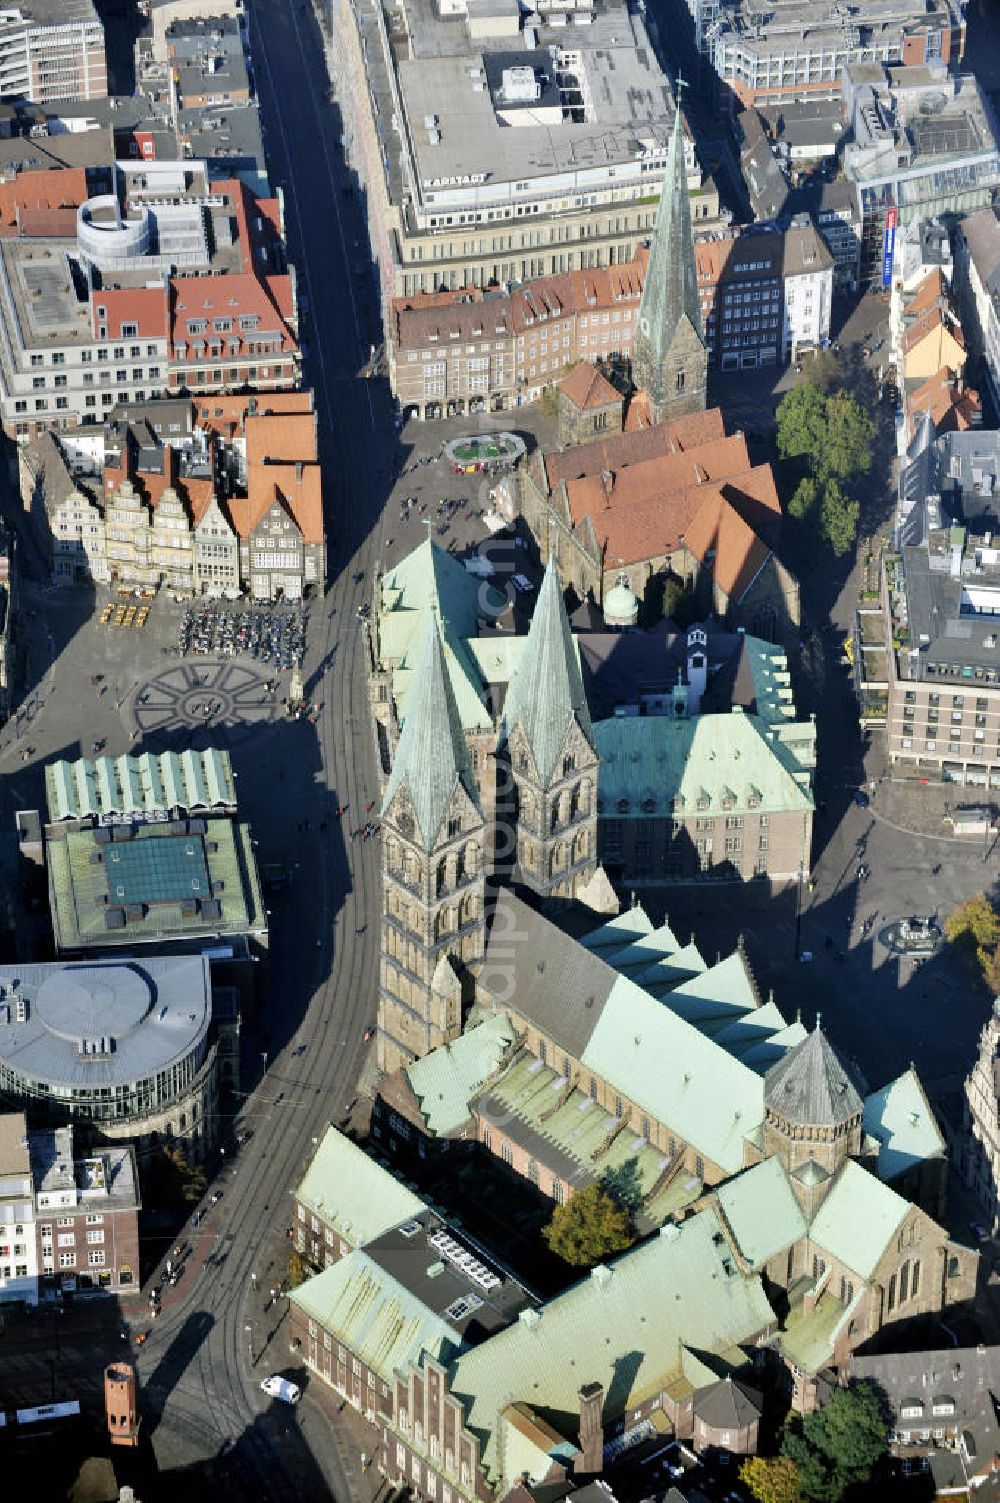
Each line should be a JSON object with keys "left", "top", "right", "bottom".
{"left": 906, "top": 268, "right": 947, "bottom": 315}
{"left": 0, "top": 167, "right": 88, "bottom": 234}
{"left": 563, "top": 433, "right": 753, "bottom": 527}
{"left": 682, "top": 487, "right": 771, "bottom": 601}
{"left": 230, "top": 465, "right": 324, "bottom": 546}
{"left": 544, "top": 409, "right": 728, "bottom": 490}
{"left": 245, "top": 410, "right": 317, "bottom": 467}
{"left": 93, "top": 285, "right": 170, "bottom": 341}
{"left": 208, "top": 176, "right": 284, "bottom": 270}
{"left": 559, "top": 361, "right": 621, "bottom": 411}
{"left": 901, "top": 303, "right": 966, "bottom": 358}
{"left": 393, "top": 248, "right": 651, "bottom": 350}
{"left": 168, "top": 272, "right": 298, "bottom": 360}
{"left": 193, "top": 391, "right": 314, "bottom": 436}
{"left": 16, "top": 206, "right": 78, "bottom": 236}
{"left": 907, "top": 366, "right": 981, "bottom": 437}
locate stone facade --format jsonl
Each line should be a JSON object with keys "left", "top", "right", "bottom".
{"left": 379, "top": 786, "right": 485, "bottom": 1075}
{"left": 632, "top": 313, "right": 708, "bottom": 427}
{"left": 962, "top": 1001, "right": 1000, "bottom": 1230}
{"left": 506, "top": 716, "right": 598, "bottom": 903}
{"left": 557, "top": 380, "right": 623, "bottom": 450}
{"left": 378, "top": 620, "right": 487, "bottom": 1076}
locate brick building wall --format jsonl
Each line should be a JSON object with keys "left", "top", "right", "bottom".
{"left": 37, "top": 1203, "right": 140, "bottom": 1294}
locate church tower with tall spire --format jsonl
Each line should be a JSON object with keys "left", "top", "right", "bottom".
{"left": 378, "top": 613, "right": 486, "bottom": 1074}
{"left": 500, "top": 557, "right": 599, "bottom": 901}
{"left": 630, "top": 86, "right": 708, "bottom": 425}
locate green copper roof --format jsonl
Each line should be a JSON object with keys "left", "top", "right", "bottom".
{"left": 405, "top": 1014, "right": 515, "bottom": 1137}
{"left": 578, "top": 904, "right": 655, "bottom": 952}
{"left": 580, "top": 973, "right": 766, "bottom": 1175}
{"left": 863, "top": 1068, "right": 945, "bottom": 1184}
{"left": 449, "top": 1207, "right": 775, "bottom": 1485}
{"left": 289, "top": 1252, "right": 464, "bottom": 1387}
{"left": 46, "top": 748, "right": 234, "bottom": 822}
{"left": 381, "top": 613, "right": 483, "bottom": 848}
{"left": 499, "top": 1407, "right": 577, "bottom": 1488}
{"left": 595, "top": 710, "right": 814, "bottom": 820}
{"left": 379, "top": 536, "right": 507, "bottom": 660}
{"left": 780, "top": 1286, "right": 861, "bottom": 1375}
{"left": 474, "top": 1049, "right": 676, "bottom": 1214}
{"left": 634, "top": 101, "right": 704, "bottom": 374}
{"left": 378, "top": 536, "right": 513, "bottom": 732}
{"left": 714, "top": 1157, "right": 806, "bottom": 1272}
{"left": 809, "top": 1161, "right": 911, "bottom": 1280}
{"left": 502, "top": 558, "right": 594, "bottom": 783}
{"left": 293, "top": 1126, "right": 425, "bottom": 1247}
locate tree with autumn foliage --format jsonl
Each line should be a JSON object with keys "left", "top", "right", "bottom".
{"left": 945, "top": 893, "right": 1000, "bottom": 994}
{"left": 740, "top": 1455, "right": 801, "bottom": 1503}
{"left": 542, "top": 1180, "right": 634, "bottom": 1268}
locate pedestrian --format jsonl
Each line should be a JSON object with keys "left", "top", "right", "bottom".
{"left": 365, "top": 800, "right": 374, "bottom": 813}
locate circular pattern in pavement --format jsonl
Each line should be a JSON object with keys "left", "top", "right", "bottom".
{"left": 130, "top": 661, "right": 279, "bottom": 747}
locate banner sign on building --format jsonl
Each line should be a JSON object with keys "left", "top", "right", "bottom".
{"left": 882, "top": 207, "right": 898, "bottom": 289}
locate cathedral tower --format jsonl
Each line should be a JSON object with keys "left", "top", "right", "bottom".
{"left": 500, "top": 558, "right": 599, "bottom": 901}
{"left": 378, "top": 614, "right": 486, "bottom": 1073}
{"left": 763, "top": 1021, "right": 864, "bottom": 1217}
{"left": 630, "top": 89, "right": 708, "bottom": 425}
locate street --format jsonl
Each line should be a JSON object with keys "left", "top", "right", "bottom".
{"left": 0, "top": 0, "right": 397, "bottom": 1495}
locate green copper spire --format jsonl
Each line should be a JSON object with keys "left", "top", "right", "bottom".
{"left": 631, "top": 84, "right": 706, "bottom": 418}
{"left": 381, "top": 611, "right": 482, "bottom": 848}
{"left": 502, "top": 556, "right": 594, "bottom": 783}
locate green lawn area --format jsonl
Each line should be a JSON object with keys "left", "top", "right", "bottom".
{"left": 453, "top": 440, "right": 509, "bottom": 461}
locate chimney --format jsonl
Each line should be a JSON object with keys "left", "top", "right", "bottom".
{"left": 575, "top": 1382, "right": 604, "bottom": 1476}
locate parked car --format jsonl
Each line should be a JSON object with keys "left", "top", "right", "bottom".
{"left": 261, "top": 1375, "right": 301, "bottom": 1405}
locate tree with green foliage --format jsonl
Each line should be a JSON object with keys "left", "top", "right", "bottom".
{"left": 776, "top": 382, "right": 828, "bottom": 466}
{"left": 740, "top": 1455, "right": 801, "bottom": 1503}
{"left": 819, "top": 479, "right": 861, "bottom": 559}
{"left": 542, "top": 1180, "right": 634, "bottom": 1268}
{"left": 288, "top": 1248, "right": 308, "bottom": 1288}
{"left": 945, "top": 893, "right": 1000, "bottom": 994}
{"left": 775, "top": 382, "right": 873, "bottom": 557}
{"left": 781, "top": 1382, "right": 888, "bottom": 1502}
{"left": 788, "top": 476, "right": 819, "bottom": 522}
{"left": 821, "top": 390, "right": 875, "bottom": 485}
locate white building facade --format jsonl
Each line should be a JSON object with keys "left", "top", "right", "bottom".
{"left": 781, "top": 219, "right": 834, "bottom": 361}
{"left": 0, "top": 1112, "right": 38, "bottom": 1307}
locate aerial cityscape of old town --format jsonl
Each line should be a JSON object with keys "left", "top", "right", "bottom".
{"left": 5, "top": 0, "right": 1000, "bottom": 1500}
